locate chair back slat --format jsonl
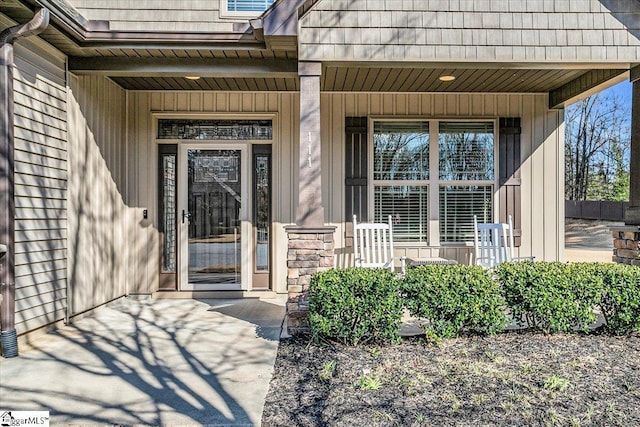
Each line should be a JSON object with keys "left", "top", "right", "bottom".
{"left": 352, "top": 215, "right": 396, "bottom": 271}
{"left": 473, "top": 215, "right": 516, "bottom": 268}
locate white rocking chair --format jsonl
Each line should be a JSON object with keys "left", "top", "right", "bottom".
{"left": 473, "top": 215, "right": 532, "bottom": 268}
{"left": 353, "top": 215, "right": 406, "bottom": 274}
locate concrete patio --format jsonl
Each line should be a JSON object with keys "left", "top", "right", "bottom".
{"left": 0, "top": 296, "right": 286, "bottom": 426}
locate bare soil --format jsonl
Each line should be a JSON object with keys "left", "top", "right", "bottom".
{"left": 262, "top": 332, "right": 640, "bottom": 427}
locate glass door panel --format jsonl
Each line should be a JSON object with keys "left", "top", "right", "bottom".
{"left": 181, "top": 147, "right": 246, "bottom": 289}
{"left": 252, "top": 145, "right": 271, "bottom": 288}
{"left": 158, "top": 145, "right": 178, "bottom": 290}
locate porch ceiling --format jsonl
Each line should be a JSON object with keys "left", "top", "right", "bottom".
{"left": 110, "top": 76, "right": 300, "bottom": 91}
{"left": 322, "top": 66, "right": 592, "bottom": 93}
{"left": 106, "top": 66, "right": 597, "bottom": 93}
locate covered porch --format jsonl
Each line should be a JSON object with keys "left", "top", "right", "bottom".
{"left": 0, "top": 0, "right": 638, "bottom": 344}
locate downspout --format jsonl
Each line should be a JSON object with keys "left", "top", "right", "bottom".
{"left": 0, "top": 8, "right": 50, "bottom": 358}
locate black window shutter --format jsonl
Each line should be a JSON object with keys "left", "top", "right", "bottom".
{"left": 499, "top": 118, "right": 522, "bottom": 247}
{"left": 345, "top": 117, "right": 368, "bottom": 242}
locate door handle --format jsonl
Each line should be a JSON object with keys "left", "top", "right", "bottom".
{"left": 182, "top": 210, "right": 191, "bottom": 224}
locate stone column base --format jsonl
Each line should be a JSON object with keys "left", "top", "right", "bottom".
{"left": 611, "top": 226, "right": 640, "bottom": 266}
{"left": 625, "top": 206, "right": 640, "bottom": 226}
{"left": 284, "top": 225, "right": 336, "bottom": 335}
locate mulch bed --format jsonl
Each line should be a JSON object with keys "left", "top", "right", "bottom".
{"left": 262, "top": 331, "right": 640, "bottom": 426}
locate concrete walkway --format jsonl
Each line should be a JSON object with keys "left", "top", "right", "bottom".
{"left": 565, "top": 218, "right": 620, "bottom": 263}
{"left": 0, "top": 296, "right": 286, "bottom": 426}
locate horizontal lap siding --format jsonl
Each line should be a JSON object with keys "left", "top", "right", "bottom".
{"left": 70, "top": 0, "right": 236, "bottom": 32}
{"left": 12, "top": 41, "right": 68, "bottom": 335}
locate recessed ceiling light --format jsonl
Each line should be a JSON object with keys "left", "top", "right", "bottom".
{"left": 185, "top": 76, "right": 201, "bottom": 80}
{"left": 439, "top": 75, "right": 456, "bottom": 82}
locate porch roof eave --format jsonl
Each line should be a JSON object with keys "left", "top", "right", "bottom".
{"left": 0, "top": 0, "right": 276, "bottom": 55}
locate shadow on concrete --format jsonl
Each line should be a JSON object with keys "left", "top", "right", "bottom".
{"left": 204, "top": 297, "right": 285, "bottom": 342}
{"left": 0, "top": 297, "right": 284, "bottom": 426}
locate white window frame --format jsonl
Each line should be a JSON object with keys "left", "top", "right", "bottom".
{"left": 368, "top": 117, "right": 498, "bottom": 247}
{"left": 219, "top": 0, "right": 274, "bottom": 19}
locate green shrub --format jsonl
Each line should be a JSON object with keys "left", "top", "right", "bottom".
{"left": 495, "top": 261, "right": 603, "bottom": 333}
{"left": 308, "top": 268, "right": 403, "bottom": 345}
{"left": 401, "top": 265, "right": 507, "bottom": 339}
{"left": 597, "top": 263, "right": 640, "bottom": 335}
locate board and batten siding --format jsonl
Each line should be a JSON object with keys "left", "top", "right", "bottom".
{"left": 320, "top": 93, "right": 564, "bottom": 266}
{"left": 128, "top": 91, "right": 563, "bottom": 292}
{"left": 127, "top": 91, "right": 298, "bottom": 294}
{"left": 11, "top": 35, "right": 68, "bottom": 335}
{"left": 67, "top": 75, "right": 132, "bottom": 314}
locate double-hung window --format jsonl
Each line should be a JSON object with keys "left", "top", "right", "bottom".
{"left": 371, "top": 119, "right": 495, "bottom": 245}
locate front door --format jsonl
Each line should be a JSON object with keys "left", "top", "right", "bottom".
{"left": 179, "top": 145, "right": 249, "bottom": 290}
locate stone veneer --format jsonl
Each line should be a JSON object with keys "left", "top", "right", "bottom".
{"left": 284, "top": 226, "right": 336, "bottom": 334}
{"left": 611, "top": 226, "right": 640, "bottom": 266}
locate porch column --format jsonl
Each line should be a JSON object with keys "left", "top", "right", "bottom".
{"left": 296, "top": 62, "right": 324, "bottom": 226}
{"left": 285, "top": 62, "right": 335, "bottom": 335}
{"left": 612, "top": 68, "right": 640, "bottom": 266}
{"left": 626, "top": 67, "right": 640, "bottom": 225}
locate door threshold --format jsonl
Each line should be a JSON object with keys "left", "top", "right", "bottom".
{"left": 152, "top": 290, "right": 278, "bottom": 299}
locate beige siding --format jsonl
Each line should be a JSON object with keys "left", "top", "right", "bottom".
{"left": 321, "top": 93, "right": 564, "bottom": 267}
{"left": 299, "top": 0, "right": 640, "bottom": 62}
{"left": 69, "top": 0, "right": 242, "bottom": 32}
{"left": 128, "top": 91, "right": 298, "bottom": 293}
{"left": 128, "top": 91, "right": 563, "bottom": 292}
{"left": 67, "top": 75, "right": 134, "bottom": 313}
{"left": 12, "top": 37, "right": 68, "bottom": 334}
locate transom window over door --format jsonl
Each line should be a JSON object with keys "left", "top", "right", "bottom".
{"left": 371, "top": 119, "right": 495, "bottom": 245}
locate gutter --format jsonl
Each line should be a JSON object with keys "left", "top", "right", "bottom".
{"left": 0, "top": 7, "right": 49, "bottom": 358}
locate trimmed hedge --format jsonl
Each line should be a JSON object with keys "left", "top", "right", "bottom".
{"left": 597, "top": 263, "right": 640, "bottom": 335}
{"left": 308, "top": 262, "right": 639, "bottom": 345}
{"left": 402, "top": 265, "right": 507, "bottom": 340}
{"left": 494, "top": 261, "right": 603, "bottom": 333}
{"left": 308, "top": 268, "right": 403, "bottom": 345}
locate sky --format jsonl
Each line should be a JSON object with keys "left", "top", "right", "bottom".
{"left": 603, "top": 80, "right": 632, "bottom": 105}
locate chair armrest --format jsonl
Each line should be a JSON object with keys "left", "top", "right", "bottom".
{"left": 512, "top": 256, "right": 535, "bottom": 261}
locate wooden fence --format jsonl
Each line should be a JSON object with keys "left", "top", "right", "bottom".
{"left": 565, "top": 200, "right": 629, "bottom": 221}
